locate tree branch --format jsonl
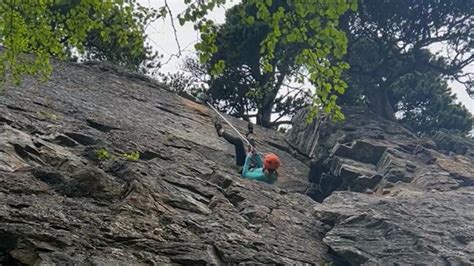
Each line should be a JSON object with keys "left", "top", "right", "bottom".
{"left": 162, "top": 0, "right": 182, "bottom": 65}
{"left": 271, "top": 120, "right": 293, "bottom": 127}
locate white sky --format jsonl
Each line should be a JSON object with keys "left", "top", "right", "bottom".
{"left": 138, "top": 0, "right": 473, "bottom": 115}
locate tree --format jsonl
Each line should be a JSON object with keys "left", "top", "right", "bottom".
{"left": 339, "top": 0, "right": 473, "bottom": 121}
{"left": 0, "top": 0, "right": 158, "bottom": 85}
{"left": 75, "top": 3, "right": 161, "bottom": 74}
{"left": 194, "top": 4, "right": 311, "bottom": 127}
{"left": 391, "top": 70, "right": 473, "bottom": 134}
{"left": 181, "top": 0, "right": 357, "bottom": 128}
{"left": 185, "top": 0, "right": 357, "bottom": 127}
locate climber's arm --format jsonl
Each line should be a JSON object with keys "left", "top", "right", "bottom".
{"left": 242, "top": 154, "right": 266, "bottom": 181}
{"left": 253, "top": 152, "right": 263, "bottom": 168}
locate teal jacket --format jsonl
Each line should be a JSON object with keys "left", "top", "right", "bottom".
{"left": 242, "top": 153, "right": 278, "bottom": 184}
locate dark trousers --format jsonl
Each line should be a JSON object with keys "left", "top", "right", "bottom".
{"left": 222, "top": 131, "right": 246, "bottom": 166}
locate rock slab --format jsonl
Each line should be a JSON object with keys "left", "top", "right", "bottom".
{"left": 0, "top": 62, "right": 322, "bottom": 265}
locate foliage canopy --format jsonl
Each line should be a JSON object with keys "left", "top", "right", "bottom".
{"left": 339, "top": 0, "right": 473, "bottom": 133}
{"left": 0, "top": 0, "right": 157, "bottom": 85}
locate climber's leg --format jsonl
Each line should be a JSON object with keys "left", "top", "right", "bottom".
{"left": 222, "top": 131, "right": 246, "bottom": 166}
{"left": 214, "top": 117, "right": 246, "bottom": 166}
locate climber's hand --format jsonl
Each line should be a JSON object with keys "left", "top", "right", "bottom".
{"left": 250, "top": 146, "right": 257, "bottom": 154}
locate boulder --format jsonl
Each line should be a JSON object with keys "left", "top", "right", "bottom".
{"left": 287, "top": 105, "right": 474, "bottom": 264}
{"left": 316, "top": 189, "right": 474, "bottom": 265}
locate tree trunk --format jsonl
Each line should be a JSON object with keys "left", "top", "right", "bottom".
{"left": 367, "top": 88, "right": 397, "bottom": 121}
{"left": 257, "top": 71, "right": 286, "bottom": 128}
{"left": 257, "top": 90, "right": 278, "bottom": 128}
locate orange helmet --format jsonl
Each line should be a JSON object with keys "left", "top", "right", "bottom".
{"left": 264, "top": 153, "right": 281, "bottom": 170}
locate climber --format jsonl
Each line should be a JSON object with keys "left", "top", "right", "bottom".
{"left": 213, "top": 117, "right": 280, "bottom": 184}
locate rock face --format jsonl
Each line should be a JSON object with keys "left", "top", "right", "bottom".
{"left": 0, "top": 62, "right": 320, "bottom": 265}
{"left": 287, "top": 107, "right": 474, "bottom": 265}
{"left": 317, "top": 189, "right": 474, "bottom": 265}
{"left": 1, "top": 60, "right": 473, "bottom": 265}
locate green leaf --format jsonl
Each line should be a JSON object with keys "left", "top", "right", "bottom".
{"left": 245, "top": 15, "right": 255, "bottom": 25}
